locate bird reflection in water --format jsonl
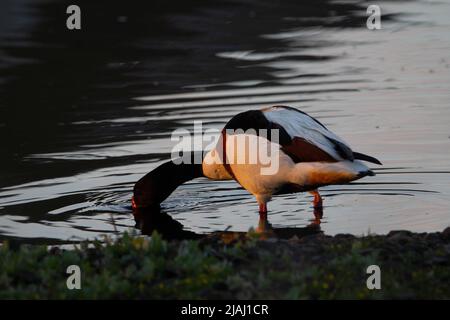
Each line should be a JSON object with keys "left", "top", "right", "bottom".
{"left": 132, "top": 205, "right": 323, "bottom": 241}
{"left": 132, "top": 205, "right": 202, "bottom": 240}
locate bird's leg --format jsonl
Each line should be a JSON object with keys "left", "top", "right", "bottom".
{"left": 259, "top": 202, "right": 268, "bottom": 220}
{"left": 259, "top": 202, "right": 267, "bottom": 214}
{"left": 309, "top": 190, "right": 323, "bottom": 209}
{"left": 308, "top": 190, "right": 323, "bottom": 225}
{"left": 256, "top": 210, "right": 273, "bottom": 234}
{"left": 312, "top": 206, "right": 323, "bottom": 225}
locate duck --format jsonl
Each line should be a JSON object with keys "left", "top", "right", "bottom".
{"left": 132, "top": 105, "right": 382, "bottom": 218}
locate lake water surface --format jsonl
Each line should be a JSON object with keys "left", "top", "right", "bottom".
{"left": 1, "top": 0, "right": 449, "bottom": 244}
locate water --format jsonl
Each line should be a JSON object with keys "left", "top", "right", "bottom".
{"left": 1, "top": 0, "right": 450, "bottom": 244}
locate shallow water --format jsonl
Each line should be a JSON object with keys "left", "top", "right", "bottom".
{"left": 0, "top": 0, "right": 449, "bottom": 244}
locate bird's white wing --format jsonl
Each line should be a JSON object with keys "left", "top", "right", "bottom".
{"left": 263, "top": 106, "right": 353, "bottom": 161}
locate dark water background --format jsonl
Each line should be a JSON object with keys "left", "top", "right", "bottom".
{"left": 1, "top": 0, "right": 449, "bottom": 244}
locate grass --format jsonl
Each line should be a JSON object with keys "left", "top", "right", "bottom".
{"left": 0, "top": 228, "right": 449, "bottom": 299}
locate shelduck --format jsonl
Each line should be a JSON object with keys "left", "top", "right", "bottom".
{"left": 132, "top": 106, "right": 381, "bottom": 217}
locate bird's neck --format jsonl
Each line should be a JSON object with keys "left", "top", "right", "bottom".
{"left": 133, "top": 152, "right": 204, "bottom": 208}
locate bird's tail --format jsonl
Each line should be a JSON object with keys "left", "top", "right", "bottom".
{"left": 353, "top": 152, "right": 382, "bottom": 165}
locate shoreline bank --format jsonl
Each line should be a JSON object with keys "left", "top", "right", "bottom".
{"left": 1, "top": 227, "right": 449, "bottom": 299}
